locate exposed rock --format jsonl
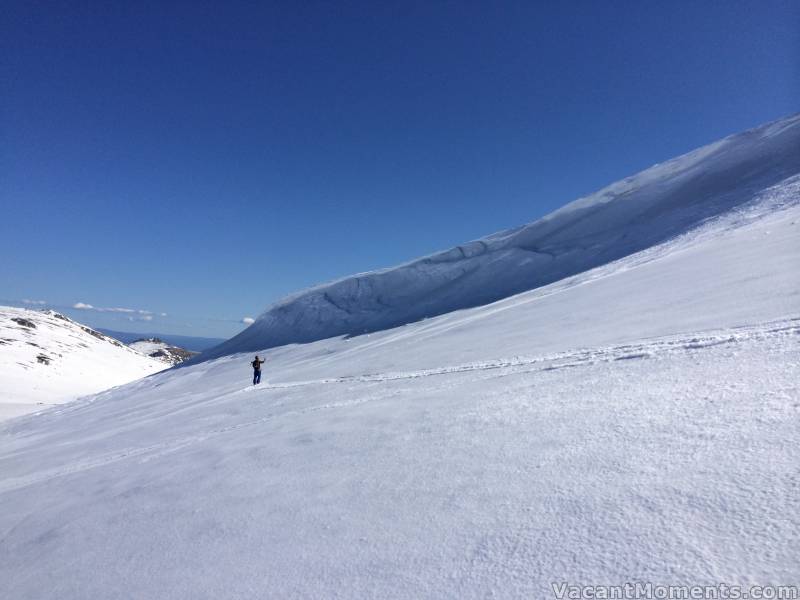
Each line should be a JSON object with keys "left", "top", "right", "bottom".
{"left": 11, "top": 317, "right": 36, "bottom": 329}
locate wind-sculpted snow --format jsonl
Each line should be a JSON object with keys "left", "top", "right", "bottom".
{"left": 1, "top": 195, "right": 798, "bottom": 598}
{"left": 201, "top": 114, "right": 800, "bottom": 360}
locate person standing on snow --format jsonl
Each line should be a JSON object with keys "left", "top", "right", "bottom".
{"left": 251, "top": 355, "right": 265, "bottom": 385}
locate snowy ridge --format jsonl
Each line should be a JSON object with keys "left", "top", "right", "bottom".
{"left": 201, "top": 113, "right": 800, "bottom": 360}
{"left": 0, "top": 307, "right": 165, "bottom": 420}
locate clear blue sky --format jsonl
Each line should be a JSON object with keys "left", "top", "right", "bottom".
{"left": 2, "top": 1, "right": 798, "bottom": 338}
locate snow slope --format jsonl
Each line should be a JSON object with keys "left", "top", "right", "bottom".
{"left": 201, "top": 113, "right": 800, "bottom": 360}
{"left": 0, "top": 160, "right": 798, "bottom": 597}
{"left": 0, "top": 308, "right": 166, "bottom": 420}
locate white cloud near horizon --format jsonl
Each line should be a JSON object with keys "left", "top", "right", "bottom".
{"left": 22, "top": 299, "right": 47, "bottom": 305}
{"left": 73, "top": 302, "right": 162, "bottom": 317}
{"left": 241, "top": 317, "right": 255, "bottom": 325}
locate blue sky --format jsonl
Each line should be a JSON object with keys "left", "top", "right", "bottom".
{"left": 2, "top": 1, "right": 798, "bottom": 338}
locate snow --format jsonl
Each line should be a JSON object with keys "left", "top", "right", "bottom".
{"left": 200, "top": 113, "right": 800, "bottom": 360}
{"left": 129, "top": 338, "right": 197, "bottom": 365}
{"left": 0, "top": 308, "right": 166, "bottom": 420}
{"left": 1, "top": 116, "right": 799, "bottom": 598}
{"left": 129, "top": 339, "right": 170, "bottom": 356}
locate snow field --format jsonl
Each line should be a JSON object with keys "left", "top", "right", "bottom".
{"left": 1, "top": 115, "right": 799, "bottom": 598}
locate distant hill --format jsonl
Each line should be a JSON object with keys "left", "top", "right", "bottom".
{"left": 128, "top": 338, "right": 198, "bottom": 366}
{"left": 0, "top": 307, "right": 165, "bottom": 420}
{"left": 97, "top": 329, "right": 226, "bottom": 352}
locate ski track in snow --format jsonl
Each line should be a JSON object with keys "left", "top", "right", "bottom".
{"left": 1, "top": 317, "right": 796, "bottom": 497}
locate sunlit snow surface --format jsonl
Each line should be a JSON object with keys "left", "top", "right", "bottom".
{"left": 128, "top": 339, "right": 170, "bottom": 356}
{"left": 0, "top": 308, "right": 165, "bottom": 420}
{"left": 1, "top": 117, "right": 799, "bottom": 598}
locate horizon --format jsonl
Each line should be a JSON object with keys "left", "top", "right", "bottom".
{"left": 2, "top": 1, "right": 798, "bottom": 337}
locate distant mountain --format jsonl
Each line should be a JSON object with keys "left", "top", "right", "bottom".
{"left": 128, "top": 337, "right": 198, "bottom": 366}
{"left": 0, "top": 307, "right": 165, "bottom": 420}
{"left": 97, "top": 329, "right": 226, "bottom": 352}
{"left": 199, "top": 113, "right": 800, "bottom": 361}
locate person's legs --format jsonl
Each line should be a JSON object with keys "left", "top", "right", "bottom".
{"left": 254, "top": 371, "right": 261, "bottom": 385}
